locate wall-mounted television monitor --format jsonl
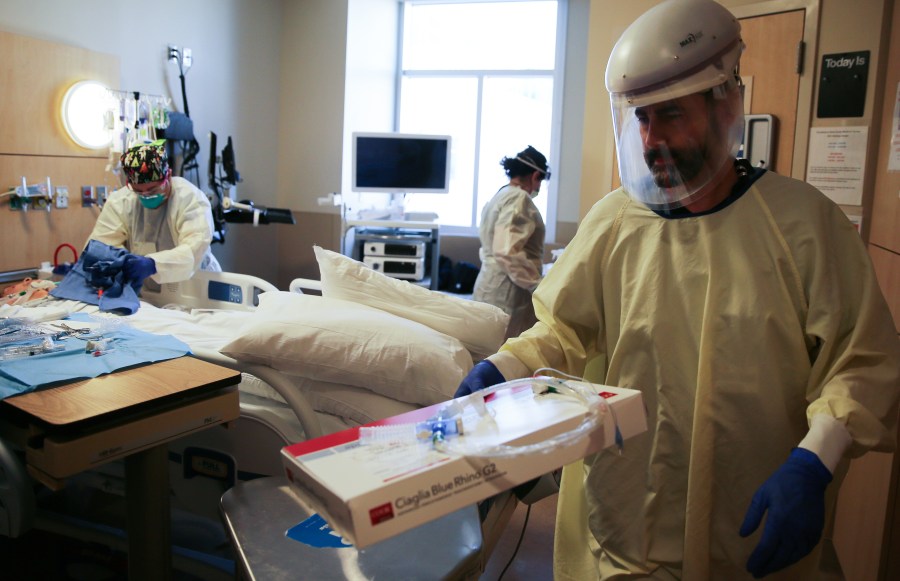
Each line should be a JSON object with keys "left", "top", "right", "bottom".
{"left": 352, "top": 132, "right": 451, "bottom": 193}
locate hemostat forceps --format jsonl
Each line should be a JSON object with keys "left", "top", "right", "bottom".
{"left": 50, "top": 322, "right": 92, "bottom": 338}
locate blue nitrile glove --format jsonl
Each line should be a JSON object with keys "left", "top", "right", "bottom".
{"left": 123, "top": 255, "right": 157, "bottom": 285}
{"left": 454, "top": 360, "right": 505, "bottom": 398}
{"left": 739, "top": 447, "right": 833, "bottom": 578}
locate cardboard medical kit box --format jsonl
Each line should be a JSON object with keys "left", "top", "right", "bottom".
{"left": 281, "top": 381, "right": 647, "bottom": 548}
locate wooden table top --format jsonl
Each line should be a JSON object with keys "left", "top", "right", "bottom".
{"left": 1, "top": 356, "right": 240, "bottom": 426}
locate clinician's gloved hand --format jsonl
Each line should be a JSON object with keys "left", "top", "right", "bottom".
{"left": 123, "top": 255, "right": 157, "bottom": 285}
{"left": 739, "top": 447, "right": 833, "bottom": 578}
{"left": 454, "top": 360, "right": 505, "bottom": 398}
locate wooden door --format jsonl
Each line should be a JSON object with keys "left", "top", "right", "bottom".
{"left": 738, "top": 10, "right": 805, "bottom": 175}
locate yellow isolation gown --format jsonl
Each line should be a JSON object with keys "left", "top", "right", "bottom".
{"left": 493, "top": 170, "right": 900, "bottom": 580}
{"left": 473, "top": 184, "right": 545, "bottom": 339}
{"left": 87, "top": 176, "right": 221, "bottom": 284}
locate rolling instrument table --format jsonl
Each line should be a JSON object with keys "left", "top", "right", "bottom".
{"left": 0, "top": 355, "right": 241, "bottom": 581}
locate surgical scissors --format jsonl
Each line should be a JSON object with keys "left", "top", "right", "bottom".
{"left": 50, "top": 322, "right": 93, "bottom": 338}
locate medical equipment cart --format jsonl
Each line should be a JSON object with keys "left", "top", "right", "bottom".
{"left": 345, "top": 219, "right": 441, "bottom": 290}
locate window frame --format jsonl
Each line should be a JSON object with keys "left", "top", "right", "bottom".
{"left": 396, "top": 0, "right": 567, "bottom": 240}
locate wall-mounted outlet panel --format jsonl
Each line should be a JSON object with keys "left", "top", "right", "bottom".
{"left": 96, "top": 185, "right": 108, "bottom": 206}
{"left": 82, "top": 185, "right": 94, "bottom": 207}
{"left": 8, "top": 190, "right": 26, "bottom": 211}
{"left": 55, "top": 186, "right": 69, "bottom": 209}
{"left": 8, "top": 183, "right": 49, "bottom": 211}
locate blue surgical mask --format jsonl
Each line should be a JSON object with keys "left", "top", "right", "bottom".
{"left": 139, "top": 193, "right": 167, "bottom": 209}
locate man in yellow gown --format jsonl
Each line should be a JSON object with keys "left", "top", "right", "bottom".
{"left": 455, "top": 0, "right": 900, "bottom": 578}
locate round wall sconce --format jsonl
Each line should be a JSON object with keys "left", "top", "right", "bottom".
{"left": 61, "top": 80, "right": 112, "bottom": 149}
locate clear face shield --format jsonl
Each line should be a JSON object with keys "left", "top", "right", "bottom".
{"left": 612, "top": 77, "right": 745, "bottom": 211}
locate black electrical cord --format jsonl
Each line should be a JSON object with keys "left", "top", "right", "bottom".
{"left": 180, "top": 138, "right": 200, "bottom": 183}
{"left": 169, "top": 48, "right": 200, "bottom": 185}
{"left": 179, "top": 71, "right": 190, "bottom": 118}
{"left": 171, "top": 47, "right": 191, "bottom": 117}
{"left": 497, "top": 504, "right": 532, "bottom": 581}
{"left": 209, "top": 158, "right": 227, "bottom": 244}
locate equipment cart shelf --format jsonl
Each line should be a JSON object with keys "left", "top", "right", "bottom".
{"left": 345, "top": 219, "right": 440, "bottom": 290}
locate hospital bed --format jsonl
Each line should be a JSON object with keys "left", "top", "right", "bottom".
{"left": 1, "top": 250, "right": 519, "bottom": 578}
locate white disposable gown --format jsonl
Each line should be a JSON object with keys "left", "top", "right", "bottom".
{"left": 491, "top": 170, "right": 900, "bottom": 580}
{"left": 473, "top": 184, "right": 545, "bottom": 338}
{"left": 87, "top": 176, "right": 221, "bottom": 284}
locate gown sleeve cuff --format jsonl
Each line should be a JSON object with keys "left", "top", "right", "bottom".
{"left": 798, "top": 414, "right": 853, "bottom": 474}
{"left": 488, "top": 351, "right": 531, "bottom": 381}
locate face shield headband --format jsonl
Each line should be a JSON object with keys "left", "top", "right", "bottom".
{"left": 516, "top": 155, "right": 551, "bottom": 181}
{"left": 611, "top": 79, "right": 744, "bottom": 211}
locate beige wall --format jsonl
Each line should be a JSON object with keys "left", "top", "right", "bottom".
{"left": 0, "top": 0, "right": 589, "bottom": 283}
{"left": 1, "top": 0, "right": 894, "bottom": 279}
{"left": 276, "top": 0, "right": 349, "bottom": 215}
{"left": 0, "top": 0, "right": 284, "bottom": 284}
{"left": 4, "top": 0, "right": 892, "bottom": 280}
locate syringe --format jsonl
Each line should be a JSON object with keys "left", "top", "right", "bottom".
{"left": 0, "top": 337, "right": 64, "bottom": 360}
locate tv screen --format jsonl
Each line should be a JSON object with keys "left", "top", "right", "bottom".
{"left": 352, "top": 132, "right": 451, "bottom": 193}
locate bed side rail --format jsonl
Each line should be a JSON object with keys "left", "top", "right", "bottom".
{"left": 190, "top": 348, "right": 324, "bottom": 440}
{"left": 141, "top": 271, "right": 278, "bottom": 312}
{"left": 289, "top": 278, "right": 322, "bottom": 294}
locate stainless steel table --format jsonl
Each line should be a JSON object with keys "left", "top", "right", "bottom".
{"left": 220, "top": 476, "right": 484, "bottom": 580}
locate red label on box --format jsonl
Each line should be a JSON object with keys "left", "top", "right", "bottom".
{"left": 369, "top": 502, "right": 394, "bottom": 526}
{"left": 598, "top": 391, "right": 617, "bottom": 399}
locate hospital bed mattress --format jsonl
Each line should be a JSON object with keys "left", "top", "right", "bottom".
{"left": 3, "top": 264, "right": 515, "bottom": 574}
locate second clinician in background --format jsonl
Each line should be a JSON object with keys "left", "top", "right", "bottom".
{"left": 87, "top": 139, "right": 222, "bottom": 285}
{"left": 472, "top": 145, "right": 550, "bottom": 339}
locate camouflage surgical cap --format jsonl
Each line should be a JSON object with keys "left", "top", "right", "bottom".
{"left": 121, "top": 139, "right": 169, "bottom": 184}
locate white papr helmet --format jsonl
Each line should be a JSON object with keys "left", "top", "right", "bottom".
{"left": 606, "top": 0, "right": 745, "bottom": 211}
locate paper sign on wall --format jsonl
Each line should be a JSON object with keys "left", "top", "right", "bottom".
{"left": 806, "top": 127, "right": 868, "bottom": 205}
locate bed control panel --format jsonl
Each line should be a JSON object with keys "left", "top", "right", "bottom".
{"left": 208, "top": 280, "right": 243, "bottom": 304}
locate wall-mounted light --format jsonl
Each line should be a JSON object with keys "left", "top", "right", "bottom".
{"left": 61, "top": 80, "right": 112, "bottom": 150}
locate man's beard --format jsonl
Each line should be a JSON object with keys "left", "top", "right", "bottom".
{"left": 644, "top": 143, "right": 707, "bottom": 189}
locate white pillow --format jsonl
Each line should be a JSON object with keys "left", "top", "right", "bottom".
{"left": 219, "top": 291, "right": 472, "bottom": 407}
{"left": 314, "top": 246, "right": 509, "bottom": 358}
